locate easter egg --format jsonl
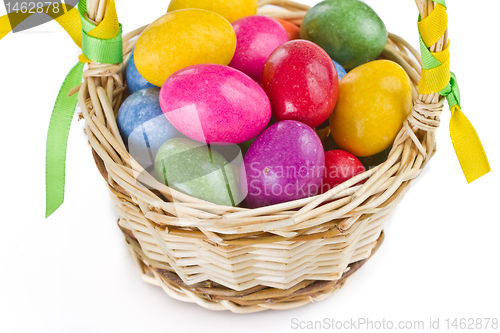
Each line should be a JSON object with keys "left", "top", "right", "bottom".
{"left": 333, "top": 60, "right": 347, "bottom": 81}
{"left": 167, "top": 0, "right": 258, "bottom": 23}
{"left": 330, "top": 60, "right": 412, "bottom": 157}
{"left": 155, "top": 138, "right": 239, "bottom": 206}
{"left": 229, "top": 16, "right": 288, "bottom": 82}
{"left": 160, "top": 64, "right": 271, "bottom": 145}
{"left": 275, "top": 18, "right": 301, "bottom": 40}
{"left": 262, "top": 40, "right": 339, "bottom": 128}
{"left": 301, "top": 0, "right": 388, "bottom": 70}
{"left": 135, "top": 9, "right": 236, "bottom": 87}
{"left": 126, "top": 48, "right": 158, "bottom": 94}
{"left": 322, "top": 150, "right": 365, "bottom": 193}
{"left": 117, "top": 88, "right": 181, "bottom": 167}
{"left": 241, "top": 120, "right": 325, "bottom": 208}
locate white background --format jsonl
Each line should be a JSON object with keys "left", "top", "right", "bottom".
{"left": 1, "top": 1, "right": 499, "bottom": 332}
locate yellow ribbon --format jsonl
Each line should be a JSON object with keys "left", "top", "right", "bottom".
{"left": 418, "top": 1, "right": 490, "bottom": 183}
{"left": 419, "top": 57, "right": 450, "bottom": 95}
{"left": 450, "top": 105, "right": 491, "bottom": 183}
{"left": 0, "top": 4, "right": 81, "bottom": 46}
{"left": 418, "top": 3, "right": 448, "bottom": 47}
{"left": 79, "top": 0, "right": 120, "bottom": 63}
{"left": 54, "top": 6, "right": 83, "bottom": 48}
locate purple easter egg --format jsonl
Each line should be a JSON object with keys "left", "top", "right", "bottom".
{"left": 229, "top": 16, "right": 288, "bottom": 82}
{"left": 241, "top": 120, "right": 325, "bottom": 208}
{"left": 160, "top": 64, "right": 271, "bottom": 145}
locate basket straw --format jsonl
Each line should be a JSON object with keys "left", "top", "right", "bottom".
{"left": 78, "top": 0, "right": 446, "bottom": 313}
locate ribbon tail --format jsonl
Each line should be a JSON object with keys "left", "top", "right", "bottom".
{"left": 0, "top": 14, "right": 12, "bottom": 41}
{"left": 449, "top": 106, "right": 491, "bottom": 183}
{"left": 45, "top": 61, "right": 84, "bottom": 218}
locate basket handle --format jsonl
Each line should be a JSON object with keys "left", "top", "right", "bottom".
{"left": 415, "top": 0, "right": 490, "bottom": 183}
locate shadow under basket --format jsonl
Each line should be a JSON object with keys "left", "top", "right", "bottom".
{"left": 81, "top": 0, "right": 445, "bottom": 313}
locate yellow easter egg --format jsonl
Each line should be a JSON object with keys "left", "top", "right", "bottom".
{"left": 330, "top": 60, "right": 413, "bottom": 157}
{"left": 167, "top": 0, "right": 258, "bottom": 23}
{"left": 135, "top": 9, "right": 236, "bottom": 87}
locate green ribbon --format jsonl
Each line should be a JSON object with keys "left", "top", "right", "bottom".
{"left": 82, "top": 24, "right": 123, "bottom": 63}
{"left": 45, "top": 62, "right": 84, "bottom": 217}
{"left": 45, "top": 0, "right": 123, "bottom": 217}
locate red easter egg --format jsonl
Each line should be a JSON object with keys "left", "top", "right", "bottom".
{"left": 322, "top": 150, "right": 365, "bottom": 193}
{"left": 262, "top": 40, "right": 339, "bottom": 128}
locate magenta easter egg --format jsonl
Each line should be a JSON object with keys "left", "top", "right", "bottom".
{"left": 262, "top": 40, "right": 339, "bottom": 128}
{"left": 160, "top": 64, "right": 272, "bottom": 144}
{"left": 241, "top": 120, "right": 325, "bottom": 208}
{"left": 229, "top": 16, "right": 288, "bottom": 82}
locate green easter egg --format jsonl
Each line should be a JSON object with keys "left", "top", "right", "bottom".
{"left": 155, "top": 138, "right": 239, "bottom": 206}
{"left": 301, "top": 0, "right": 387, "bottom": 70}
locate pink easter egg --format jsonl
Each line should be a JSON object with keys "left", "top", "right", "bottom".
{"left": 229, "top": 16, "right": 288, "bottom": 82}
{"left": 160, "top": 64, "right": 272, "bottom": 144}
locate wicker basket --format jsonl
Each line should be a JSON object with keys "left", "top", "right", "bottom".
{"left": 79, "top": 0, "right": 445, "bottom": 313}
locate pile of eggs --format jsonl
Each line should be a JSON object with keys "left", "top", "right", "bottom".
{"left": 118, "top": 0, "right": 413, "bottom": 208}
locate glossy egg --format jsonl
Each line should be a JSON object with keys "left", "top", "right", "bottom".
{"left": 117, "top": 88, "right": 181, "bottom": 168}
{"left": 155, "top": 138, "right": 239, "bottom": 206}
{"left": 262, "top": 40, "right": 339, "bottom": 128}
{"left": 322, "top": 150, "right": 365, "bottom": 193}
{"left": 160, "top": 64, "right": 272, "bottom": 145}
{"left": 229, "top": 16, "right": 288, "bottom": 82}
{"left": 135, "top": 9, "right": 236, "bottom": 87}
{"left": 167, "top": 0, "right": 258, "bottom": 23}
{"left": 301, "top": 0, "right": 387, "bottom": 70}
{"left": 241, "top": 120, "right": 325, "bottom": 208}
{"left": 330, "top": 60, "right": 413, "bottom": 157}
{"left": 126, "top": 48, "right": 158, "bottom": 94}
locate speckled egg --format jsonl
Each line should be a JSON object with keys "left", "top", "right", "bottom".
{"left": 167, "top": 0, "right": 258, "bottom": 23}
{"left": 160, "top": 64, "right": 272, "bottom": 145}
{"left": 126, "top": 48, "right": 158, "bottom": 94}
{"left": 155, "top": 137, "right": 239, "bottom": 206}
{"left": 301, "top": 0, "right": 388, "bottom": 70}
{"left": 241, "top": 120, "right": 325, "bottom": 208}
{"left": 117, "top": 88, "right": 181, "bottom": 167}
{"left": 262, "top": 40, "right": 339, "bottom": 128}
{"left": 329, "top": 60, "right": 413, "bottom": 156}
{"left": 229, "top": 16, "right": 288, "bottom": 82}
{"left": 322, "top": 150, "right": 365, "bottom": 193}
{"left": 135, "top": 9, "right": 236, "bottom": 87}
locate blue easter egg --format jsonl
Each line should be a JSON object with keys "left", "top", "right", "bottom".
{"left": 118, "top": 88, "right": 181, "bottom": 168}
{"left": 126, "top": 48, "right": 158, "bottom": 94}
{"left": 333, "top": 60, "right": 347, "bottom": 81}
